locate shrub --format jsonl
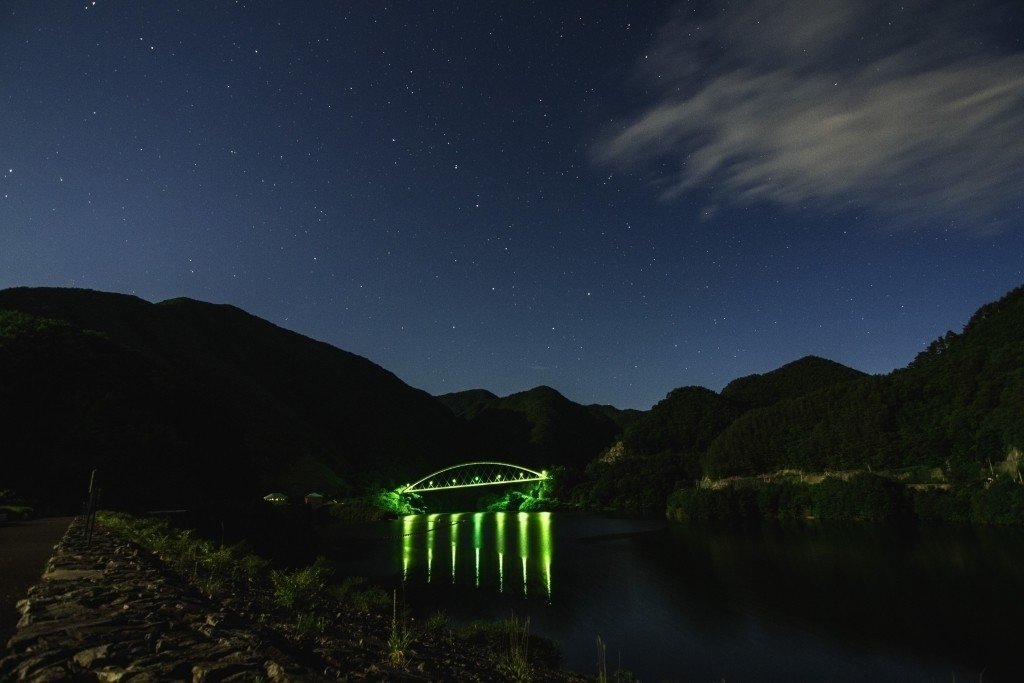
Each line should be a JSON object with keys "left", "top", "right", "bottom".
{"left": 270, "top": 556, "right": 332, "bottom": 612}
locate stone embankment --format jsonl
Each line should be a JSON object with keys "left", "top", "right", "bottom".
{"left": 0, "top": 517, "right": 330, "bottom": 681}
{"left": 2, "top": 518, "right": 581, "bottom": 682}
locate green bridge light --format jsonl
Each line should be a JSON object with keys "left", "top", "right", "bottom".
{"left": 402, "top": 461, "right": 549, "bottom": 494}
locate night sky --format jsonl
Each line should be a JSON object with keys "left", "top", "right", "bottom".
{"left": 2, "top": 1, "right": 1022, "bottom": 409}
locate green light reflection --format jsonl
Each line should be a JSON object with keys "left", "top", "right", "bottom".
{"left": 402, "top": 514, "right": 414, "bottom": 581}
{"left": 473, "top": 513, "right": 484, "bottom": 587}
{"left": 539, "top": 511, "right": 552, "bottom": 601}
{"left": 399, "top": 511, "right": 553, "bottom": 601}
{"left": 450, "top": 513, "right": 461, "bottom": 583}
{"left": 518, "top": 512, "right": 529, "bottom": 596}
{"left": 426, "top": 513, "right": 439, "bottom": 583}
{"left": 495, "top": 512, "right": 506, "bottom": 593}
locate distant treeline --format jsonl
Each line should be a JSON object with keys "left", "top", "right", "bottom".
{"left": 561, "top": 285, "right": 1024, "bottom": 522}
{"left": 665, "top": 474, "right": 1024, "bottom": 526}
{"left": 2, "top": 283, "right": 1022, "bottom": 525}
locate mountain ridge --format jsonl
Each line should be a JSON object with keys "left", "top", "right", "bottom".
{"left": 3, "top": 284, "right": 1021, "bottom": 518}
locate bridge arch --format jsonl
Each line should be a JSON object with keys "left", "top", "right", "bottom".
{"left": 402, "top": 461, "right": 548, "bottom": 494}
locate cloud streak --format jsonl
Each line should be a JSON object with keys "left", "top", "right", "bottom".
{"left": 596, "top": 0, "right": 1024, "bottom": 232}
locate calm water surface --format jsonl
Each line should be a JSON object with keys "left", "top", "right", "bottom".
{"left": 330, "top": 512, "right": 1024, "bottom": 682}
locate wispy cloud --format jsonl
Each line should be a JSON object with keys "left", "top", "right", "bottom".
{"left": 596, "top": 0, "right": 1024, "bottom": 232}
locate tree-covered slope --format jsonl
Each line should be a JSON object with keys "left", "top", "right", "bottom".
{"left": 704, "top": 286, "right": 1024, "bottom": 478}
{"left": 621, "top": 386, "right": 742, "bottom": 458}
{"left": 438, "top": 385, "right": 625, "bottom": 470}
{"left": 0, "top": 287, "right": 469, "bottom": 511}
{"left": 720, "top": 356, "right": 868, "bottom": 411}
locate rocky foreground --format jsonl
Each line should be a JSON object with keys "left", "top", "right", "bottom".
{"left": 0, "top": 518, "right": 581, "bottom": 682}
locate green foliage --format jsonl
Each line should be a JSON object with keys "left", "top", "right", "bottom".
{"left": 668, "top": 475, "right": 1024, "bottom": 525}
{"left": 97, "top": 511, "right": 273, "bottom": 596}
{"left": 720, "top": 356, "right": 868, "bottom": 411}
{"left": 268, "top": 557, "right": 332, "bottom": 637}
{"left": 332, "top": 576, "right": 390, "bottom": 613}
{"left": 969, "top": 479, "right": 1024, "bottom": 525}
{"left": 457, "top": 618, "right": 560, "bottom": 673}
{"left": 375, "top": 490, "right": 420, "bottom": 516}
{"left": 621, "top": 386, "right": 740, "bottom": 457}
{"left": 579, "top": 358, "right": 867, "bottom": 514}
{"left": 909, "top": 487, "right": 973, "bottom": 523}
{"left": 577, "top": 451, "right": 699, "bottom": 513}
{"left": 702, "top": 286, "right": 1024, "bottom": 481}
{"left": 425, "top": 610, "right": 449, "bottom": 632}
{"left": 518, "top": 495, "right": 558, "bottom": 512}
{"left": 811, "top": 474, "right": 908, "bottom": 522}
{"left": 0, "top": 310, "right": 78, "bottom": 341}
{"left": 270, "top": 556, "right": 332, "bottom": 612}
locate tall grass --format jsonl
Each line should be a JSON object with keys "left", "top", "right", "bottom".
{"left": 97, "top": 511, "right": 268, "bottom": 597}
{"left": 387, "top": 590, "right": 413, "bottom": 667}
{"left": 270, "top": 556, "right": 333, "bottom": 635}
{"left": 500, "top": 613, "right": 532, "bottom": 682}
{"left": 596, "top": 635, "right": 639, "bottom": 683}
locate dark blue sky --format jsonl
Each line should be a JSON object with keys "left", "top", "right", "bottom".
{"left": 2, "top": 1, "right": 1022, "bottom": 409}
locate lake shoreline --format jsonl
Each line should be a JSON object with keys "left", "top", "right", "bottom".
{"left": 0, "top": 516, "right": 583, "bottom": 682}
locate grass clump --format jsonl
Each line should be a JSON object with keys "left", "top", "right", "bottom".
{"left": 96, "top": 511, "right": 270, "bottom": 599}
{"left": 387, "top": 590, "right": 413, "bottom": 667}
{"left": 270, "top": 556, "right": 333, "bottom": 635}
{"left": 596, "top": 635, "right": 639, "bottom": 683}
{"left": 458, "top": 616, "right": 561, "bottom": 677}
{"left": 499, "top": 613, "right": 532, "bottom": 682}
{"left": 270, "top": 556, "right": 332, "bottom": 610}
{"left": 333, "top": 576, "right": 390, "bottom": 613}
{"left": 425, "top": 610, "right": 449, "bottom": 632}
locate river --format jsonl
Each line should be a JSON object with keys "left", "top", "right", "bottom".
{"left": 329, "top": 512, "right": 1024, "bottom": 682}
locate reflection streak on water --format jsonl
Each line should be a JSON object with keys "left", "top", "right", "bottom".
{"left": 496, "top": 511, "right": 505, "bottom": 593}
{"left": 402, "top": 514, "right": 413, "bottom": 581}
{"left": 518, "top": 512, "right": 529, "bottom": 596}
{"left": 400, "top": 511, "right": 553, "bottom": 600}
{"left": 540, "top": 511, "right": 552, "bottom": 599}
{"left": 450, "top": 512, "right": 460, "bottom": 583}
{"left": 473, "top": 512, "right": 483, "bottom": 587}
{"left": 426, "top": 513, "right": 438, "bottom": 583}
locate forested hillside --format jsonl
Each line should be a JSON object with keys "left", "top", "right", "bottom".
{"left": 3, "top": 284, "right": 1021, "bottom": 522}
{"left": 0, "top": 287, "right": 470, "bottom": 512}
{"left": 573, "top": 357, "right": 868, "bottom": 510}
{"left": 705, "top": 285, "right": 1024, "bottom": 478}
{"left": 573, "top": 287, "right": 1024, "bottom": 514}
{"left": 437, "top": 386, "right": 637, "bottom": 471}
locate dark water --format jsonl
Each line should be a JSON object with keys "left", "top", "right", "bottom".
{"left": 329, "top": 512, "right": 1024, "bottom": 682}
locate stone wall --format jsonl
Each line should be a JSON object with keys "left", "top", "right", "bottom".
{"left": 0, "top": 518, "right": 328, "bottom": 681}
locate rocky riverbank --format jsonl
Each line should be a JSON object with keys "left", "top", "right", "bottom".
{"left": 0, "top": 517, "right": 582, "bottom": 682}
{"left": 0, "top": 517, "right": 333, "bottom": 681}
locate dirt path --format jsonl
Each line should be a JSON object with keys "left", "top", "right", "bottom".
{"left": 0, "top": 517, "right": 72, "bottom": 646}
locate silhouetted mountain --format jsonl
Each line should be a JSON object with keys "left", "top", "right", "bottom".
{"left": 573, "top": 286, "right": 1024, "bottom": 513}
{"left": 6, "top": 284, "right": 1022, "bottom": 518}
{"left": 436, "top": 389, "right": 499, "bottom": 420}
{"left": 438, "top": 385, "right": 625, "bottom": 470}
{"left": 0, "top": 287, "right": 468, "bottom": 512}
{"left": 621, "top": 386, "right": 741, "bottom": 458}
{"left": 721, "top": 356, "right": 868, "bottom": 411}
{"left": 704, "top": 286, "right": 1024, "bottom": 477}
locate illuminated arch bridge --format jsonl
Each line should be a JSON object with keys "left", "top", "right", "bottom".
{"left": 401, "top": 461, "right": 549, "bottom": 494}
